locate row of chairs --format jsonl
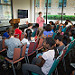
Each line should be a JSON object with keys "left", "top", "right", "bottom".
{"left": 0, "top": 37, "right": 44, "bottom": 75}
{"left": 32, "top": 39, "right": 75, "bottom": 75}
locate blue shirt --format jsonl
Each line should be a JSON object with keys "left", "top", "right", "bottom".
{"left": 3, "top": 32, "right": 9, "bottom": 38}
{"left": 43, "top": 30, "right": 53, "bottom": 37}
{"left": 62, "top": 27, "right": 66, "bottom": 32}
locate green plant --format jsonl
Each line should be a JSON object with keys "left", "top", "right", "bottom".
{"left": 43, "top": 15, "right": 75, "bottom": 21}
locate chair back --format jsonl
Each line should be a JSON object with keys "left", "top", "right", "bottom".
{"left": 13, "top": 48, "right": 21, "bottom": 61}
{"left": 34, "top": 38, "right": 39, "bottom": 49}
{"left": 2, "top": 39, "right": 6, "bottom": 49}
{"left": 52, "top": 32, "right": 57, "bottom": 39}
{"left": 65, "top": 40, "right": 75, "bottom": 57}
{"left": 0, "top": 40, "right": 2, "bottom": 50}
{"left": 37, "top": 38, "right": 43, "bottom": 49}
{"left": 21, "top": 44, "right": 27, "bottom": 57}
{"left": 48, "top": 58, "right": 60, "bottom": 75}
{"left": 14, "top": 34, "right": 19, "bottom": 39}
{"left": 28, "top": 42, "right": 35, "bottom": 54}
{"left": 21, "top": 33, "right": 25, "bottom": 41}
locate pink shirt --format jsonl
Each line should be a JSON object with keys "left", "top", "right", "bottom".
{"left": 36, "top": 16, "right": 45, "bottom": 27}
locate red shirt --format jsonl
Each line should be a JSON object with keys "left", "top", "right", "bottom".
{"left": 14, "top": 28, "right": 22, "bottom": 40}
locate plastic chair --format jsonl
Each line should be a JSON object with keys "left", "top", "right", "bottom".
{"left": 64, "top": 40, "right": 75, "bottom": 57}
{"left": 32, "top": 50, "right": 65, "bottom": 75}
{"left": 26, "top": 42, "right": 36, "bottom": 63}
{"left": 52, "top": 33, "right": 57, "bottom": 39}
{"left": 36, "top": 38, "right": 44, "bottom": 51}
{"left": 0, "top": 39, "right": 7, "bottom": 53}
{"left": 2, "top": 39, "right": 6, "bottom": 49}
{"left": 5, "top": 44, "right": 27, "bottom": 75}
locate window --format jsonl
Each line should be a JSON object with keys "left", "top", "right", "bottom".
{"left": 36, "top": 0, "right": 40, "bottom": 7}
{"left": 45, "top": 0, "right": 51, "bottom": 8}
{"left": 58, "top": 13, "right": 65, "bottom": 15}
{"left": 59, "top": 0, "right": 67, "bottom": 7}
{"left": 0, "top": 0, "right": 12, "bottom": 26}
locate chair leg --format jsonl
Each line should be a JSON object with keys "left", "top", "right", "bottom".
{"left": 62, "top": 58, "right": 66, "bottom": 72}
{"left": 27, "top": 56, "right": 29, "bottom": 63}
{"left": 12, "top": 63, "right": 16, "bottom": 75}
{"left": 24, "top": 56, "right": 27, "bottom": 63}
{"left": 36, "top": 50, "right": 38, "bottom": 55}
{"left": 55, "top": 67, "right": 58, "bottom": 75}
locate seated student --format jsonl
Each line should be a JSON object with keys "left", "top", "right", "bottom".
{"left": 32, "top": 23, "right": 39, "bottom": 37}
{"left": 62, "top": 22, "right": 67, "bottom": 32}
{"left": 3, "top": 27, "right": 9, "bottom": 38}
{"left": 54, "top": 35, "right": 65, "bottom": 53}
{"left": 63, "top": 32, "right": 71, "bottom": 46}
{"left": 14, "top": 23, "right": 22, "bottom": 40}
{"left": 43, "top": 25, "right": 53, "bottom": 37}
{"left": 5, "top": 30, "right": 22, "bottom": 59}
{"left": 24, "top": 23, "right": 34, "bottom": 34}
{"left": 49, "top": 21, "right": 56, "bottom": 32}
{"left": 66, "top": 20, "right": 73, "bottom": 28}
{"left": 69, "top": 30, "right": 75, "bottom": 41}
{"left": 22, "top": 37, "right": 56, "bottom": 75}
{"left": 21, "top": 29, "right": 35, "bottom": 54}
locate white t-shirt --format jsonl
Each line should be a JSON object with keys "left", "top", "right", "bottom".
{"left": 66, "top": 22, "right": 72, "bottom": 28}
{"left": 41, "top": 50, "right": 55, "bottom": 75}
{"left": 24, "top": 28, "right": 33, "bottom": 34}
{"left": 21, "top": 38, "right": 30, "bottom": 45}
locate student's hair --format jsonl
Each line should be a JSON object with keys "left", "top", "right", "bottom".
{"left": 63, "top": 32, "right": 71, "bottom": 45}
{"left": 54, "top": 35, "right": 63, "bottom": 41}
{"left": 38, "top": 12, "right": 42, "bottom": 15}
{"left": 35, "top": 23, "right": 39, "bottom": 28}
{"left": 14, "top": 23, "right": 19, "bottom": 29}
{"left": 66, "top": 20, "right": 71, "bottom": 22}
{"left": 10, "top": 30, "right": 14, "bottom": 36}
{"left": 49, "top": 21, "right": 55, "bottom": 25}
{"left": 65, "top": 22, "right": 68, "bottom": 25}
{"left": 46, "top": 37, "right": 55, "bottom": 47}
{"left": 26, "top": 29, "right": 32, "bottom": 41}
{"left": 6, "top": 27, "right": 9, "bottom": 33}
{"left": 45, "top": 25, "right": 52, "bottom": 31}
{"left": 6, "top": 27, "right": 9, "bottom": 31}
{"left": 28, "top": 23, "right": 33, "bottom": 27}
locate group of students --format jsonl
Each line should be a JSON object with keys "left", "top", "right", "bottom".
{"left": 0, "top": 14, "right": 75, "bottom": 75}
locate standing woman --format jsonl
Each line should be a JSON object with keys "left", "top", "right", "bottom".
{"left": 36, "top": 12, "right": 45, "bottom": 28}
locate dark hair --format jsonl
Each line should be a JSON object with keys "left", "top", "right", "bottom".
{"left": 10, "top": 30, "right": 14, "bottom": 36}
{"left": 45, "top": 25, "right": 52, "bottom": 31}
{"left": 73, "top": 24, "right": 75, "bottom": 27}
{"left": 26, "top": 29, "right": 32, "bottom": 41}
{"left": 65, "top": 22, "right": 68, "bottom": 25}
{"left": 49, "top": 21, "right": 55, "bottom": 25}
{"left": 54, "top": 35, "right": 63, "bottom": 41}
{"left": 14, "top": 23, "right": 19, "bottom": 29}
{"left": 35, "top": 23, "right": 39, "bottom": 28}
{"left": 63, "top": 32, "right": 71, "bottom": 45}
{"left": 46, "top": 37, "right": 55, "bottom": 47}
{"left": 66, "top": 20, "right": 71, "bottom": 22}
{"left": 38, "top": 12, "right": 42, "bottom": 15}
{"left": 6, "top": 27, "right": 9, "bottom": 33}
{"left": 28, "top": 23, "right": 33, "bottom": 27}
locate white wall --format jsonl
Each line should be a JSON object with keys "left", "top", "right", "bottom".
{"left": 13, "top": 0, "right": 31, "bottom": 25}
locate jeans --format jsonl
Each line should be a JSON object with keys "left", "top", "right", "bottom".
{"left": 22, "top": 57, "right": 44, "bottom": 75}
